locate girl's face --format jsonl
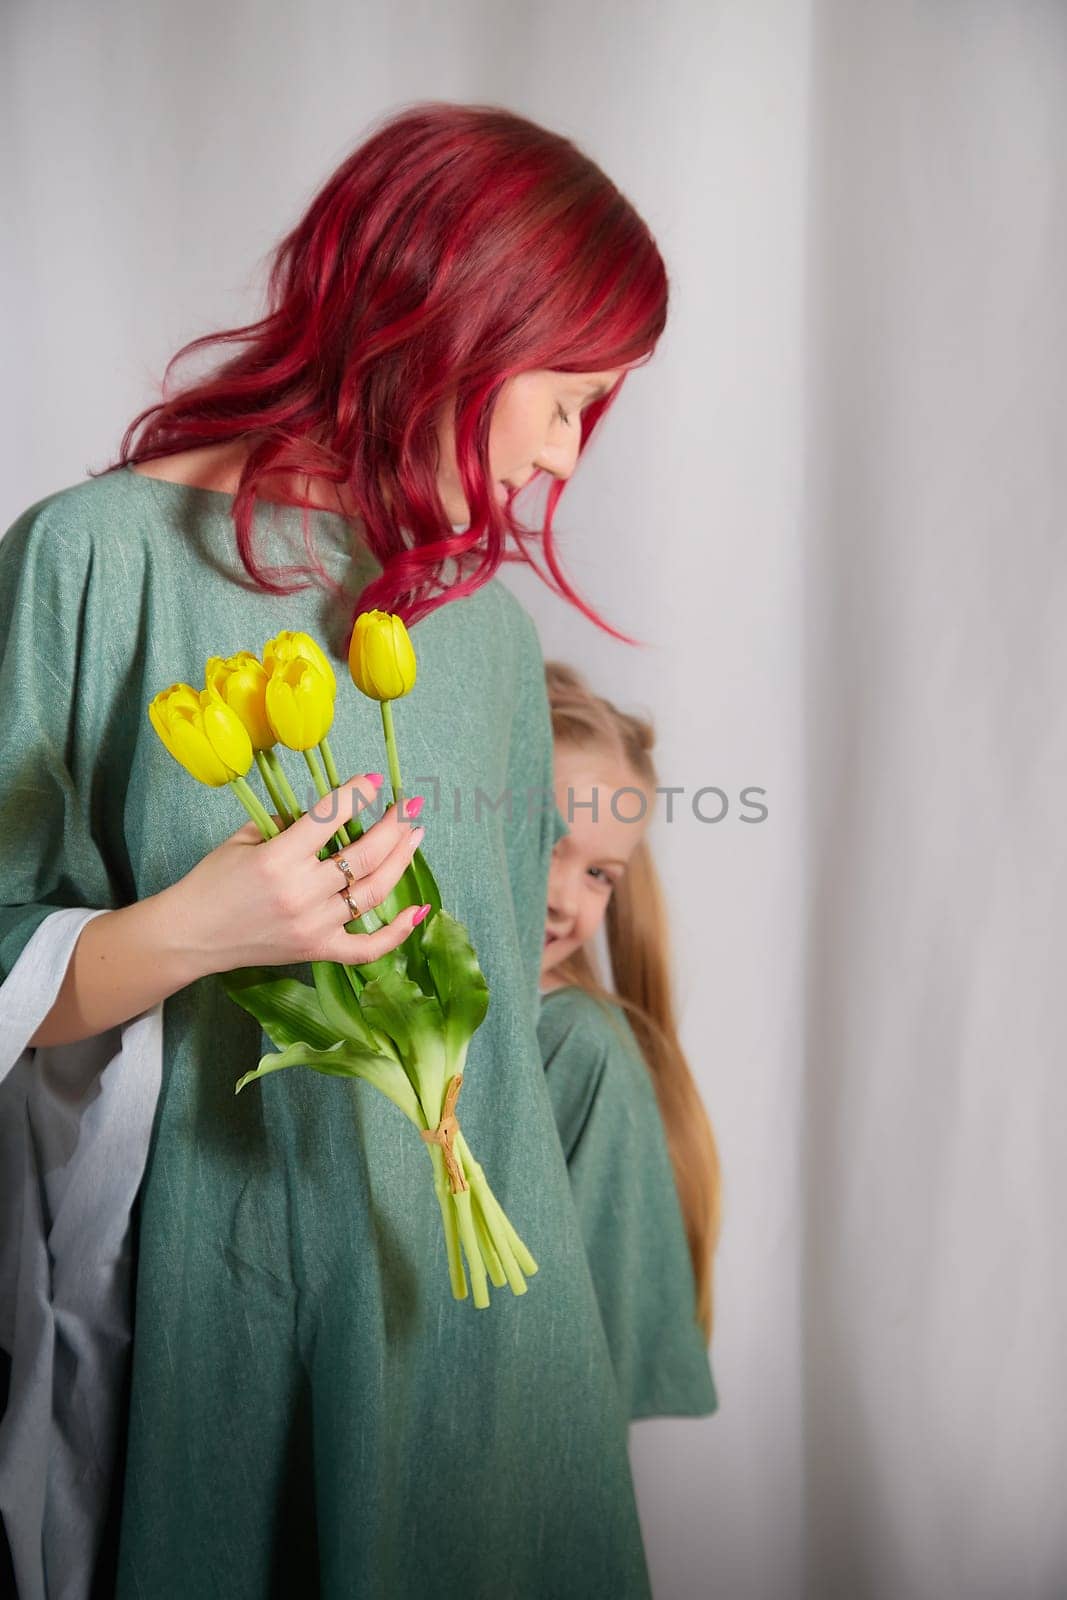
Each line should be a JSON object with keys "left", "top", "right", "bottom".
{"left": 435, "top": 368, "right": 629, "bottom": 525}
{"left": 541, "top": 740, "right": 654, "bottom": 990}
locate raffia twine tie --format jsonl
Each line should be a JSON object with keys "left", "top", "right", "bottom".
{"left": 420, "top": 1073, "right": 468, "bottom": 1194}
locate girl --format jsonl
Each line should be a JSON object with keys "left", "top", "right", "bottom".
{"left": 538, "top": 661, "right": 723, "bottom": 1421}
{"left": 0, "top": 103, "right": 668, "bottom": 1599}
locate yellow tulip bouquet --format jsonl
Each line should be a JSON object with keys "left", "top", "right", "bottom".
{"left": 148, "top": 615, "right": 537, "bottom": 1308}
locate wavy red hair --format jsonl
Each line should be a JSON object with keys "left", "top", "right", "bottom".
{"left": 99, "top": 101, "right": 668, "bottom": 641}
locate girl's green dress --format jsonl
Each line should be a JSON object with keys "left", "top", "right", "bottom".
{"left": 537, "top": 986, "right": 719, "bottom": 1421}
{"left": 0, "top": 468, "right": 653, "bottom": 1599}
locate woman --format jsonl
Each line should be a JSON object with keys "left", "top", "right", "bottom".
{"left": 0, "top": 102, "right": 666, "bottom": 1599}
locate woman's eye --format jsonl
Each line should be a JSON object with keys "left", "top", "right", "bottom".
{"left": 556, "top": 404, "right": 573, "bottom": 427}
{"left": 587, "top": 865, "right": 612, "bottom": 887}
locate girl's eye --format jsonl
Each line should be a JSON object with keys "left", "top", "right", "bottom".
{"left": 587, "top": 865, "right": 613, "bottom": 887}
{"left": 556, "top": 404, "right": 573, "bottom": 427}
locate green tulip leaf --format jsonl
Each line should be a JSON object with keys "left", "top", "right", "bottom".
{"left": 358, "top": 967, "right": 446, "bottom": 1061}
{"left": 380, "top": 846, "right": 445, "bottom": 998}
{"left": 355, "top": 942, "right": 409, "bottom": 986}
{"left": 234, "top": 1036, "right": 424, "bottom": 1126}
{"left": 354, "top": 855, "right": 438, "bottom": 995}
{"left": 341, "top": 961, "right": 365, "bottom": 1002}
{"left": 405, "top": 846, "right": 443, "bottom": 915}
{"left": 220, "top": 967, "right": 335, "bottom": 1052}
{"left": 313, "top": 960, "right": 381, "bottom": 1049}
{"left": 312, "top": 960, "right": 404, "bottom": 1065}
{"left": 355, "top": 887, "right": 430, "bottom": 993}
{"left": 421, "top": 909, "right": 490, "bottom": 1055}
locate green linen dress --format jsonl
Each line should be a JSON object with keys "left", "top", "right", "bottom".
{"left": 538, "top": 985, "right": 719, "bottom": 1422}
{"left": 0, "top": 468, "right": 653, "bottom": 1599}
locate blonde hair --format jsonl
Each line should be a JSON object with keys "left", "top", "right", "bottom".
{"left": 544, "top": 661, "right": 723, "bottom": 1344}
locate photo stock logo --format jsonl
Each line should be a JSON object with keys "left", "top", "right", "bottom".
{"left": 302, "top": 777, "right": 769, "bottom": 830}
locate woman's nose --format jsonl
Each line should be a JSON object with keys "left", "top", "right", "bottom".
{"left": 535, "top": 432, "right": 580, "bottom": 483}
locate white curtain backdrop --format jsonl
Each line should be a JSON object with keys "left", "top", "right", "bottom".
{"left": 2, "top": 3, "right": 1064, "bottom": 1597}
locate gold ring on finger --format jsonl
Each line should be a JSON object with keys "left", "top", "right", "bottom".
{"left": 333, "top": 856, "right": 356, "bottom": 885}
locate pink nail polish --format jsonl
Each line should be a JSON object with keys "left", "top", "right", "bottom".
{"left": 404, "top": 795, "right": 425, "bottom": 819}
{"left": 411, "top": 904, "right": 431, "bottom": 926}
{"left": 365, "top": 772, "right": 384, "bottom": 787}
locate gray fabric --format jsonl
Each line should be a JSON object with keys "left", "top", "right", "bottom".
{"left": 0, "top": 907, "right": 163, "bottom": 1600}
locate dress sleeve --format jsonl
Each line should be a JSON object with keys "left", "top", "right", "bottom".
{"left": 537, "top": 987, "right": 720, "bottom": 1422}
{"left": 0, "top": 501, "right": 133, "bottom": 980}
{"left": 0, "top": 497, "right": 162, "bottom": 1600}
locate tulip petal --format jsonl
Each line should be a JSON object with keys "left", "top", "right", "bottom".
{"left": 169, "top": 718, "right": 233, "bottom": 786}
{"left": 200, "top": 694, "right": 254, "bottom": 777}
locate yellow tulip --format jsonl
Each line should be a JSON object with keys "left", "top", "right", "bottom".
{"left": 205, "top": 652, "right": 275, "bottom": 751}
{"left": 264, "top": 657, "right": 335, "bottom": 750}
{"left": 348, "top": 610, "right": 417, "bottom": 702}
{"left": 263, "top": 630, "right": 337, "bottom": 698}
{"left": 148, "top": 683, "right": 254, "bottom": 786}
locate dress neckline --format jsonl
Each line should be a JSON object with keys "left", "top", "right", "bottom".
{"left": 121, "top": 463, "right": 353, "bottom": 523}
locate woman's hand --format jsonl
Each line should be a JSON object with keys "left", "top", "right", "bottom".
{"left": 173, "top": 774, "right": 428, "bottom": 975}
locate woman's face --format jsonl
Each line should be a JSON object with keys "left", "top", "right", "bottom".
{"left": 435, "top": 368, "right": 629, "bottom": 525}
{"left": 541, "top": 740, "right": 654, "bottom": 990}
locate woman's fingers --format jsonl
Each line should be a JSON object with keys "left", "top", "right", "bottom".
{"left": 228, "top": 818, "right": 266, "bottom": 843}
{"left": 280, "top": 774, "right": 386, "bottom": 855}
{"left": 318, "top": 801, "right": 416, "bottom": 892}
{"left": 221, "top": 815, "right": 285, "bottom": 853}
{"left": 327, "top": 823, "right": 425, "bottom": 917}
{"left": 217, "top": 774, "right": 430, "bottom": 967}
{"left": 330, "top": 900, "right": 430, "bottom": 966}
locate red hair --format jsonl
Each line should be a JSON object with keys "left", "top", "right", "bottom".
{"left": 99, "top": 101, "right": 668, "bottom": 641}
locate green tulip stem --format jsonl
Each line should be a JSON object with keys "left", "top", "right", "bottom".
{"left": 318, "top": 735, "right": 366, "bottom": 840}
{"left": 228, "top": 776, "right": 281, "bottom": 841}
{"left": 380, "top": 700, "right": 404, "bottom": 814}
{"left": 303, "top": 747, "right": 350, "bottom": 854}
{"left": 254, "top": 751, "right": 294, "bottom": 828}
{"left": 470, "top": 1188, "right": 507, "bottom": 1288}
{"left": 264, "top": 749, "right": 303, "bottom": 822}
{"left": 303, "top": 744, "right": 329, "bottom": 798}
{"left": 453, "top": 1187, "right": 490, "bottom": 1309}
{"left": 319, "top": 734, "right": 342, "bottom": 790}
{"left": 455, "top": 1131, "right": 537, "bottom": 1290}
{"left": 425, "top": 1143, "right": 468, "bottom": 1302}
